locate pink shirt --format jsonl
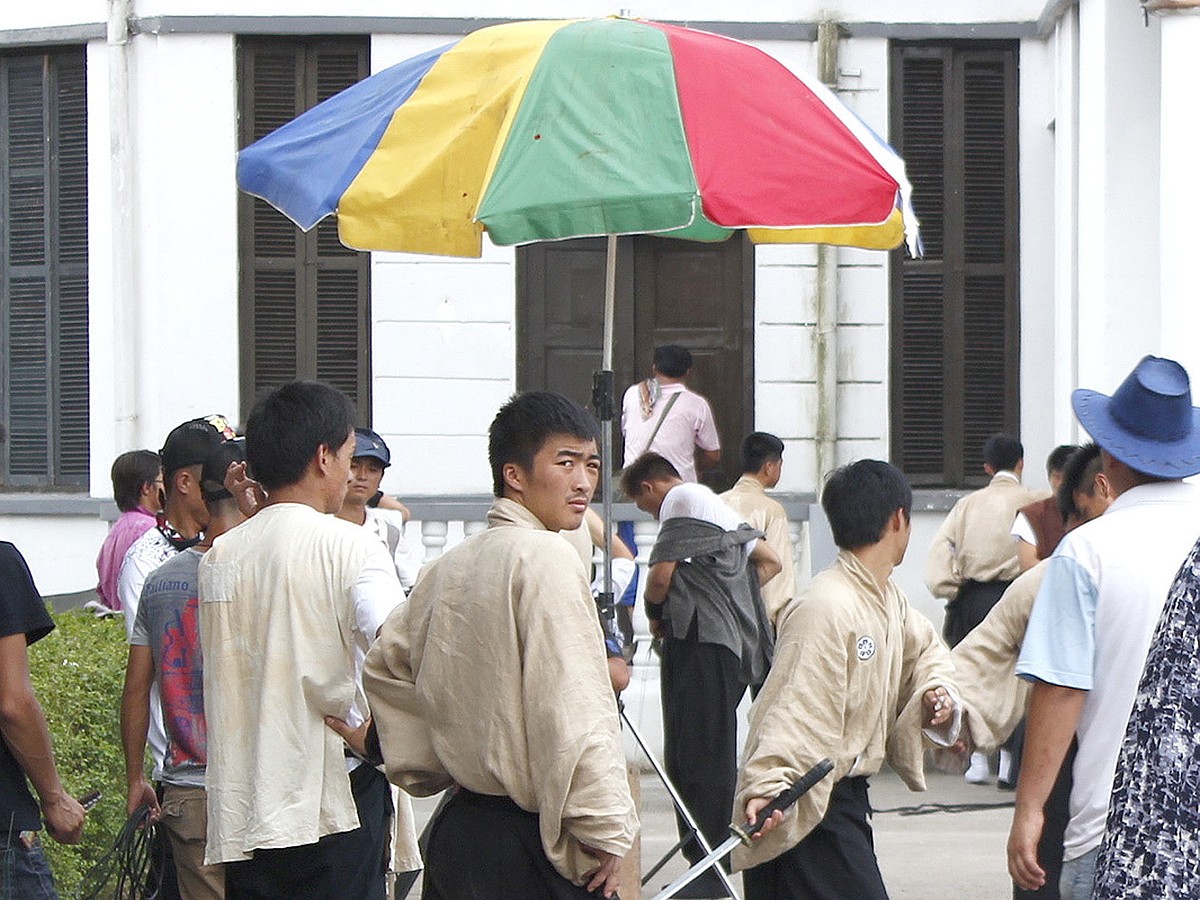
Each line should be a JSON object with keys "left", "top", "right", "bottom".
{"left": 621, "top": 382, "right": 720, "bottom": 483}
{"left": 95, "top": 507, "right": 156, "bottom": 610}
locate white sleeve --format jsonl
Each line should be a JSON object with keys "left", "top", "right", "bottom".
{"left": 352, "top": 542, "right": 406, "bottom": 645}
{"left": 118, "top": 551, "right": 154, "bottom": 642}
{"left": 1010, "top": 512, "right": 1036, "bottom": 545}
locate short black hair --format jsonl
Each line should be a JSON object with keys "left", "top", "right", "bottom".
{"left": 1046, "top": 444, "right": 1079, "bottom": 476}
{"left": 653, "top": 345, "right": 693, "bottom": 379}
{"left": 488, "top": 392, "right": 599, "bottom": 497}
{"left": 246, "top": 381, "right": 356, "bottom": 492}
{"left": 1057, "top": 443, "right": 1102, "bottom": 522}
{"left": 982, "top": 433, "right": 1024, "bottom": 472}
{"left": 111, "top": 450, "right": 161, "bottom": 512}
{"left": 620, "top": 452, "right": 681, "bottom": 497}
{"left": 742, "top": 432, "right": 784, "bottom": 474}
{"left": 821, "top": 460, "right": 912, "bottom": 550}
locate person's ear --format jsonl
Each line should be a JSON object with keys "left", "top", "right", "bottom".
{"left": 502, "top": 461, "right": 524, "bottom": 495}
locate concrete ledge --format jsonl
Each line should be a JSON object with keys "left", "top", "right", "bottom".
{"left": 403, "top": 491, "right": 815, "bottom": 521}
{"left": 0, "top": 494, "right": 118, "bottom": 520}
{"left": 0, "top": 24, "right": 105, "bottom": 47}
{"left": 911, "top": 489, "right": 969, "bottom": 513}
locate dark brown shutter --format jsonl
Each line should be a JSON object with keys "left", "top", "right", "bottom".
{"left": 890, "top": 43, "right": 1019, "bottom": 488}
{"left": 238, "top": 38, "right": 371, "bottom": 423}
{"left": 1, "top": 48, "right": 89, "bottom": 489}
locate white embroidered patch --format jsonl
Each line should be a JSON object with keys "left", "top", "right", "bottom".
{"left": 856, "top": 636, "right": 876, "bottom": 661}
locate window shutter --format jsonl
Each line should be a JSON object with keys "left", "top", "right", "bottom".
{"left": 238, "top": 38, "right": 370, "bottom": 423}
{"left": 1, "top": 48, "right": 88, "bottom": 488}
{"left": 890, "top": 43, "right": 1018, "bottom": 488}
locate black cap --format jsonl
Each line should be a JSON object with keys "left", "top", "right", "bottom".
{"left": 353, "top": 427, "right": 391, "bottom": 467}
{"left": 160, "top": 415, "right": 237, "bottom": 479}
{"left": 201, "top": 437, "right": 246, "bottom": 502}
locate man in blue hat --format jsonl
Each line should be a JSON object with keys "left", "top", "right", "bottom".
{"left": 335, "top": 427, "right": 421, "bottom": 591}
{"left": 1007, "top": 356, "right": 1200, "bottom": 900}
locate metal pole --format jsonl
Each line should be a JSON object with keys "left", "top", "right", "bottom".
{"left": 600, "top": 234, "right": 618, "bottom": 597}
{"left": 621, "top": 707, "right": 740, "bottom": 899}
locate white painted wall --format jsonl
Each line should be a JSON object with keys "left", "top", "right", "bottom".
{"left": 1074, "top": 0, "right": 1161, "bottom": 398}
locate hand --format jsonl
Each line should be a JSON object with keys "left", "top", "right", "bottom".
{"left": 325, "top": 714, "right": 371, "bottom": 758}
{"left": 125, "top": 778, "right": 160, "bottom": 823}
{"left": 1007, "top": 805, "right": 1046, "bottom": 891}
{"left": 580, "top": 844, "right": 622, "bottom": 898}
{"left": 607, "top": 657, "right": 631, "bottom": 693}
{"left": 745, "top": 796, "right": 785, "bottom": 838}
{"left": 922, "top": 686, "right": 954, "bottom": 728}
{"left": 224, "top": 461, "right": 266, "bottom": 518}
{"left": 42, "top": 789, "right": 85, "bottom": 845}
{"left": 648, "top": 618, "right": 665, "bottom": 640}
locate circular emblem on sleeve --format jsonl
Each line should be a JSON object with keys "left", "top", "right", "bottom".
{"left": 856, "top": 636, "right": 876, "bottom": 661}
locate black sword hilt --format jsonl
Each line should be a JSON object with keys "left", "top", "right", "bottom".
{"left": 730, "top": 758, "right": 834, "bottom": 846}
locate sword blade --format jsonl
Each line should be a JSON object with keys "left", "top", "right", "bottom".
{"left": 648, "top": 834, "right": 742, "bottom": 900}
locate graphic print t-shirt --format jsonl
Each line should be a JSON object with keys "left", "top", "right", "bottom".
{"left": 131, "top": 548, "right": 207, "bottom": 787}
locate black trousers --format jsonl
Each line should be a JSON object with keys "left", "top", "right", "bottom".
{"left": 1013, "top": 741, "right": 1076, "bottom": 900}
{"left": 423, "top": 789, "right": 604, "bottom": 900}
{"left": 224, "top": 762, "right": 392, "bottom": 900}
{"left": 944, "top": 579, "right": 1012, "bottom": 647}
{"left": 742, "top": 777, "right": 887, "bottom": 900}
{"left": 660, "top": 629, "right": 746, "bottom": 868}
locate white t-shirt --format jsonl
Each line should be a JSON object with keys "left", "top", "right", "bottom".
{"left": 1017, "top": 481, "right": 1200, "bottom": 860}
{"left": 660, "top": 482, "right": 757, "bottom": 555}
{"left": 1010, "top": 511, "right": 1036, "bottom": 547}
{"left": 363, "top": 507, "right": 422, "bottom": 590}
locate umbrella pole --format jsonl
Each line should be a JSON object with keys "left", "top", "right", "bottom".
{"left": 592, "top": 235, "right": 618, "bottom": 623}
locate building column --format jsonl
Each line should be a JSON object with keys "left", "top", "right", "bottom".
{"left": 1151, "top": 3, "right": 1200, "bottom": 377}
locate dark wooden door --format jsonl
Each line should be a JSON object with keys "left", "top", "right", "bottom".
{"left": 518, "top": 235, "right": 753, "bottom": 491}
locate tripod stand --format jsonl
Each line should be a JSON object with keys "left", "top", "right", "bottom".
{"left": 620, "top": 703, "right": 741, "bottom": 900}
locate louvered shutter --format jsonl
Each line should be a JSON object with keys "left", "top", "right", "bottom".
{"left": 890, "top": 43, "right": 1019, "bottom": 488}
{"left": 238, "top": 38, "right": 370, "bottom": 423}
{"left": 0, "top": 48, "right": 89, "bottom": 488}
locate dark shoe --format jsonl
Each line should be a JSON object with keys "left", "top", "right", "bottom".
{"left": 997, "top": 778, "right": 1016, "bottom": 792}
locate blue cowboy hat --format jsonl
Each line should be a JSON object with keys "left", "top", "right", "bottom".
{"left": 1072, "top": 355, "right": 1200, "bottom": 478}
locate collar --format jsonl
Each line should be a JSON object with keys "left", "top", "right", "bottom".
{"left": 1106, "top": 479, "right": 1197, "bottom": 514}
{"left": 485, "top": 497, "right": 553, "bottom": 532}
{"left": 732, "top": 474, "right": 766, "bottom": 495}
{"left": 991, "top": 471, "right": 1020, "bottom": 485}
{"left": 835, "top": 549, "right": 890, "bottom": 606}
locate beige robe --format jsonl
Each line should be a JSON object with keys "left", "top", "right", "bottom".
{"left": 926, "top": 472, "right": 1043, "bottom": 600}
{"left": 721, "top": 475, "right": 796, "bottom": 626}
{"left": 733, "top": 550, "right": 957, "bottom": 870}
{"left": 948, "top": 561, "right": 1046, "bottom": 753}
{"left": 362, "top": 498, "right": 638, "bottom": 885}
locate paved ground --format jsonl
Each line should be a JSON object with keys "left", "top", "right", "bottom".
{"left": 408, "top": 764, "right": 1016, "bottom": 899}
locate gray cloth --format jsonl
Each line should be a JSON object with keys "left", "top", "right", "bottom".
{"left": 649, "top": 517, "right": 773, "bottom": 685}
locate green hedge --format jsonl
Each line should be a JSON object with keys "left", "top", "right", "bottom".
{"left": 27, "top": 610, "right": 130, "bottom": 899}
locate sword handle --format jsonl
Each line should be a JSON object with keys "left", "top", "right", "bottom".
{"left": 730, "top": 757, "right": 834, "bottom": 845}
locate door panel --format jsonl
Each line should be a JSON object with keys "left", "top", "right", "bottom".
{"left": 518, "top": 235, "right": 752, "bottom": 491}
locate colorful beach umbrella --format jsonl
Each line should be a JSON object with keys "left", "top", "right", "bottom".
{"left": 237, "top": 17, "right": 920, "bottom": 258}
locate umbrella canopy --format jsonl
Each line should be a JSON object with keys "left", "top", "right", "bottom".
{"left": 237, "top": 17, "right": 920, "bottom": 258}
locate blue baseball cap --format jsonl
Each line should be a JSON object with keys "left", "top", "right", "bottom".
{"left": 353, "top": 427, "right": 391, "bottom": 467}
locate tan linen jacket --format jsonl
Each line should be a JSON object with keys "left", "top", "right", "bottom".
{"left": 734, "top": 550, "right": 958, "bottom": 870}
{"left": 362, "top": 498, "right": 638, "bottom": 884}
{"left": 721, "top": 475, "right": 796, "bottom": 626}
{"left": 926, "top": 472, "right": 1043, "bottom": 600}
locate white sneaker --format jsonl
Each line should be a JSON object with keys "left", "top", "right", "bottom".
{"left": 965, "top": 752, "right": 991, "bottom": 784}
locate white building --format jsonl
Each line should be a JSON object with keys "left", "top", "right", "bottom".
{"left": 1, "top": 0, "right": 1195, "bottom": 639}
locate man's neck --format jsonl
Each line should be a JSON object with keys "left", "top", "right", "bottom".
{"left": 335, "top": 503, "right": 368, "bottom": 526}
{"left": 656, "top": 374, "right": 685, "bottom": 387}
{"left": 848, "top": 543, "right": 894, "bottom": 592}
{"left": 162, "top": 498, "right": 201, "bottom": 539}
{"left": 263, "top": 479, "right": 329, "bottom": 512}
{"left": 746, "top": 471, "right": 771, "bottom": 489}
